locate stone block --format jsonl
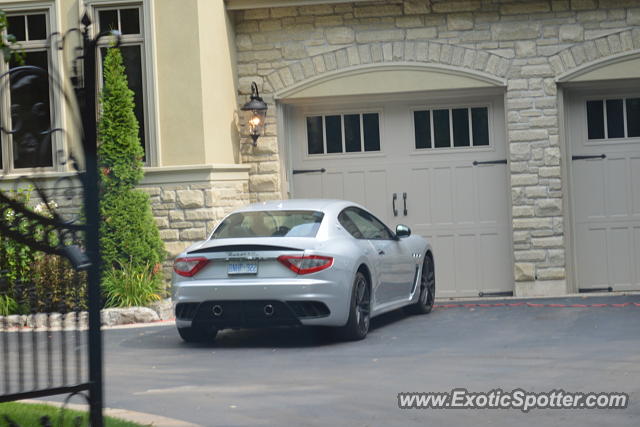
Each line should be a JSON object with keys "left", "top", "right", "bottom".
{"left": 432, "top": 0, "right": 482, "bottom": 13}
{"left": 327, "top": 27, "right": 355, "bottom": 44}
{"left": 559, "top": 24, "right": 584, "bottom": 42}
{"left": 356, "top": 29, "right": 405, "bottom": 43}
{"left": 176, "top": 190, "right": 204, "bottom": 209}
{"left": 501, "top": 2, "right": 550, "bottom": 14}
{"left": 492, "top": 23, "right": 540, "bottom": 41}
{"left": 447, "top": 13, "right": 474, "bottom": 31}
{"left": 180, "top": 228, "right": 207, "bottom": 240}
{"left": 515, "top": 263, "right": 535, "bottom": 281}
{"left": 536, "top": 199, "right": 563, "bottom": 216}
{"left": 354, "top": 5, "right": 402, "bottom": 18}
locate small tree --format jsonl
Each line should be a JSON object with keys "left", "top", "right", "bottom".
{"left": 98, "top": 48, "right": 165, "bottom": 272}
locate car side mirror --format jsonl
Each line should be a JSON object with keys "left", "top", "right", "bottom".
{"left": 395, "top": 224, "right": 411, "bottom": 238}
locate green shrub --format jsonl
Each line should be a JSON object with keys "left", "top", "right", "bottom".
{"left": 98, "top": 47, "right": 165, "bottom": 272}
{"left": 101, "top": 259, "right": 162, "bottom": 308}
{"left": 32, "top": 254, "right": 87, "bottom": 313}
{"left": 0, "top": 189, "right": 87, "bottom": 315}
{"left": 0, "top": 294, "right": 19, "bottom": 316}
{"left": 0, "top": 188, "right": 38, "bottom": 284}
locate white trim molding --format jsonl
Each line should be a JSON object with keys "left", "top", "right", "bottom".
{"left": 556, "top": 50, "right": 640, "bottom": 84}
{"left": 276, "top": 62, "right": 508, "bottom": 101}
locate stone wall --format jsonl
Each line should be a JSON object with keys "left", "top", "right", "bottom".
{"left": 232, "top": 0, "right": 640, "bottom": 295}
{"left": 139, "top": 165, "right": 251, "bottom": 259}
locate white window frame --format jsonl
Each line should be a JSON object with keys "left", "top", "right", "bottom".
{"left": 86, "top": 0, "right": 159, "bottom": 166}
{"left": 304, "top": 109, "right": 384, "bottom": 159}
{"left": 0, "top": 2, "right": 64, "bottom": 175}
{"left": 410, "top": 102, "right": 494, "bottom": 153}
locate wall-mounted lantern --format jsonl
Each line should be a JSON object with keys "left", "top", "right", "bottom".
{"left": 241, "top": 81, "right": 268, "bottom": 146}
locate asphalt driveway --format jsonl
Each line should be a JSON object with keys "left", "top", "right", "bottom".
{"left": 99, "top": 295, "right": 638, "bottom": 426}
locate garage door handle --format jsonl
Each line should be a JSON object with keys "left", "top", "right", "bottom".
{"left": 571, "top": 154, "right": 606, "bottom": 161}
{"left": 392, "top": 193, "right": 398, "bottom": 217}
{"left": 402, "top": 192, "right": 408, "bottom": 216}
{"left": 292, "top": 168, "right": 326, "bottom": 175}
{"left": 472, "top": 159, "right": 507, "bottom": 166}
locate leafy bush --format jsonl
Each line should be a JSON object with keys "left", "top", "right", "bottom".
{"left": 0, "top": 189, "right": 87, "bottom": 315}
{"left": 0, "top": 188, "right": 38, "bottom": 284}
{"left": 101, "top": 259, "right": 162, "bottom": 308}
{"left": 0, "top": 294, "right": 19, "bottom": 316}
{"left": 98, "top": 47, "right": 165, "bottom": 272}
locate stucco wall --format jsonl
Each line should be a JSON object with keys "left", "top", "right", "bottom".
{"left": 231, "top": 0, "right": 640, "bottom": 295}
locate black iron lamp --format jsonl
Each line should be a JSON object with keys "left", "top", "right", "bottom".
{"left": 241, "top": 81, "right": 268, "bottom": 145}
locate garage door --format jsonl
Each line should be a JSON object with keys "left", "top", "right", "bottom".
{"left": 287, "top": 93, "right": 512, "bottom": 298}
{"left": 568, "top": 90, "right": 640, "bottom": 291}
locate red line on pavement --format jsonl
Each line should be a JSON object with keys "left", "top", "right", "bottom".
{"left": 434, "top": 302, "right": 639, "bottom": 309}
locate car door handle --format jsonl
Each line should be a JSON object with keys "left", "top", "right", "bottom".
{"left": 392, "top": 193, "right": 398, "bottom": 217}
{"left": 571, "top": 154, "right": 606, "bottom": 161}
{"left": 402, "top": 192, "right": 408, "bottom": 216}
{"left": 378, "top": 249, "right": 385, "bottom": 255}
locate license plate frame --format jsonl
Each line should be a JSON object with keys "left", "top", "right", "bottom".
{"left": 227, "top": 261, "right": 258, "bottom": 275}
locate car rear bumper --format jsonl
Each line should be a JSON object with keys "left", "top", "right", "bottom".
{"left": 172, "top": 277, "right": 351, "bottom": 328}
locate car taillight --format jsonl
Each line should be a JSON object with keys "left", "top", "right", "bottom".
{"left": 173, "top": 257, "right": 209, "bottom": 277}
{"left": 277, "top": 255, "right": 333, "bottom": 275}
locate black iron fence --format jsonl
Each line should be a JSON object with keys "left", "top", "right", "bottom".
{"left": 0, "top": 12, "right": 116, "bottom": 427}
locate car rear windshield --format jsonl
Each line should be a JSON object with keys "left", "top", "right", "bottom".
{"left": 211, "top": 210, "right": 324, "bottom": 239}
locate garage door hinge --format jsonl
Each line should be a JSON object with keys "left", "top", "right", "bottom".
{"left": 472, "top": 159, "right": 507, "bottom": 166}
{"left": 571, "top": 154, "right": 606, "bottom": 161}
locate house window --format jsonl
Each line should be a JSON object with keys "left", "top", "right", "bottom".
{"left": 96, "top": 5, "right": 149, "bottom": 161}
{"left": 306, "top": 112, "right": 381, "bottom": 155}
{"left": 0, "top": 12, "right": 54, "bottom": 171}
{"left": 586, "top": 98, "right": 640, "bottom": 140}
{"left": 414, "top": 106, "right": 490, "bottom": 149}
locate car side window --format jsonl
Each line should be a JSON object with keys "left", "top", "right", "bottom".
{"left": 339, "top": 208, "right": 394, "bottom": 240}
{"left": 338, "top": 210, "right": 364, "bottom": 239}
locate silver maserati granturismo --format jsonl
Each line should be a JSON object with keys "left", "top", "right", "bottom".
{"left": 172, "top": 199, "right": 435, "bottom": 342}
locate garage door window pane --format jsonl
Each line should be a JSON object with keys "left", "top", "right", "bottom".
{"left": 307, "top": 116, "right": 324, "bottom": 154}
{"left": 471, "top": 107, "right": 489, "bottom": 146}
{"left": 414, "top": 110, "right": 431, "bottom": 149}
{"left": 433, "top": 109, "right": 450, "bottom": 148}
{"left": 606, "top": 99, "right": 624, "bottom": 139}
{"left": 344, "top": 114, "right": 361, "bottom": 152}
{"left": 586, "top": 100, "right": 604, "bottom": 140}
{"left": 626, "top": 98, "right": 640, "bottom": 138}
{"left": 325, "top": 115, "right": 342, "bottom": 153}
{"left": 363, "top": 113, "right": 380, "bottom": 152}
{"left": 452, "top": 108, "right": 470, "bottom": 147}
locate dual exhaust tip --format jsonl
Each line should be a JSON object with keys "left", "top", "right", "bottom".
{"left": 211, "top": 304, "right": 275, "bottom": 317}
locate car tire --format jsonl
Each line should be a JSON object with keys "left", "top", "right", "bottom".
{"left": 405, "top": 254, "right": 435, "bottom": 315}
{"left": 177, "top": 325, "right": 218, "bottom": 343}
{"left": 336, "top": 271, "right": 371, "bottom": 341}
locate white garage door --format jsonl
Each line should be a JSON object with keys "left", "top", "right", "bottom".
{"left": 568, "top": 90, "right": 640, "bottom": 291}
{"left": 287, "top": 93, "right": 512, "bottom": 298}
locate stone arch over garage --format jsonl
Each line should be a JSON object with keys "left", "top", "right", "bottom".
{"left": 263, "top": 41, "right": 511, "bottom": 97}
{"left": 549, "top": 29, "right": 640, "bottom": 81}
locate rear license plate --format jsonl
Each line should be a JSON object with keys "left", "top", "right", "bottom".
{"left": 227, "top": 261, "right": 258, "bottom": 275}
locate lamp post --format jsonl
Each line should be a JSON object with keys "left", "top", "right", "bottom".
{"left": 241, "top": 81, "right": 268, "bottom": 145}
